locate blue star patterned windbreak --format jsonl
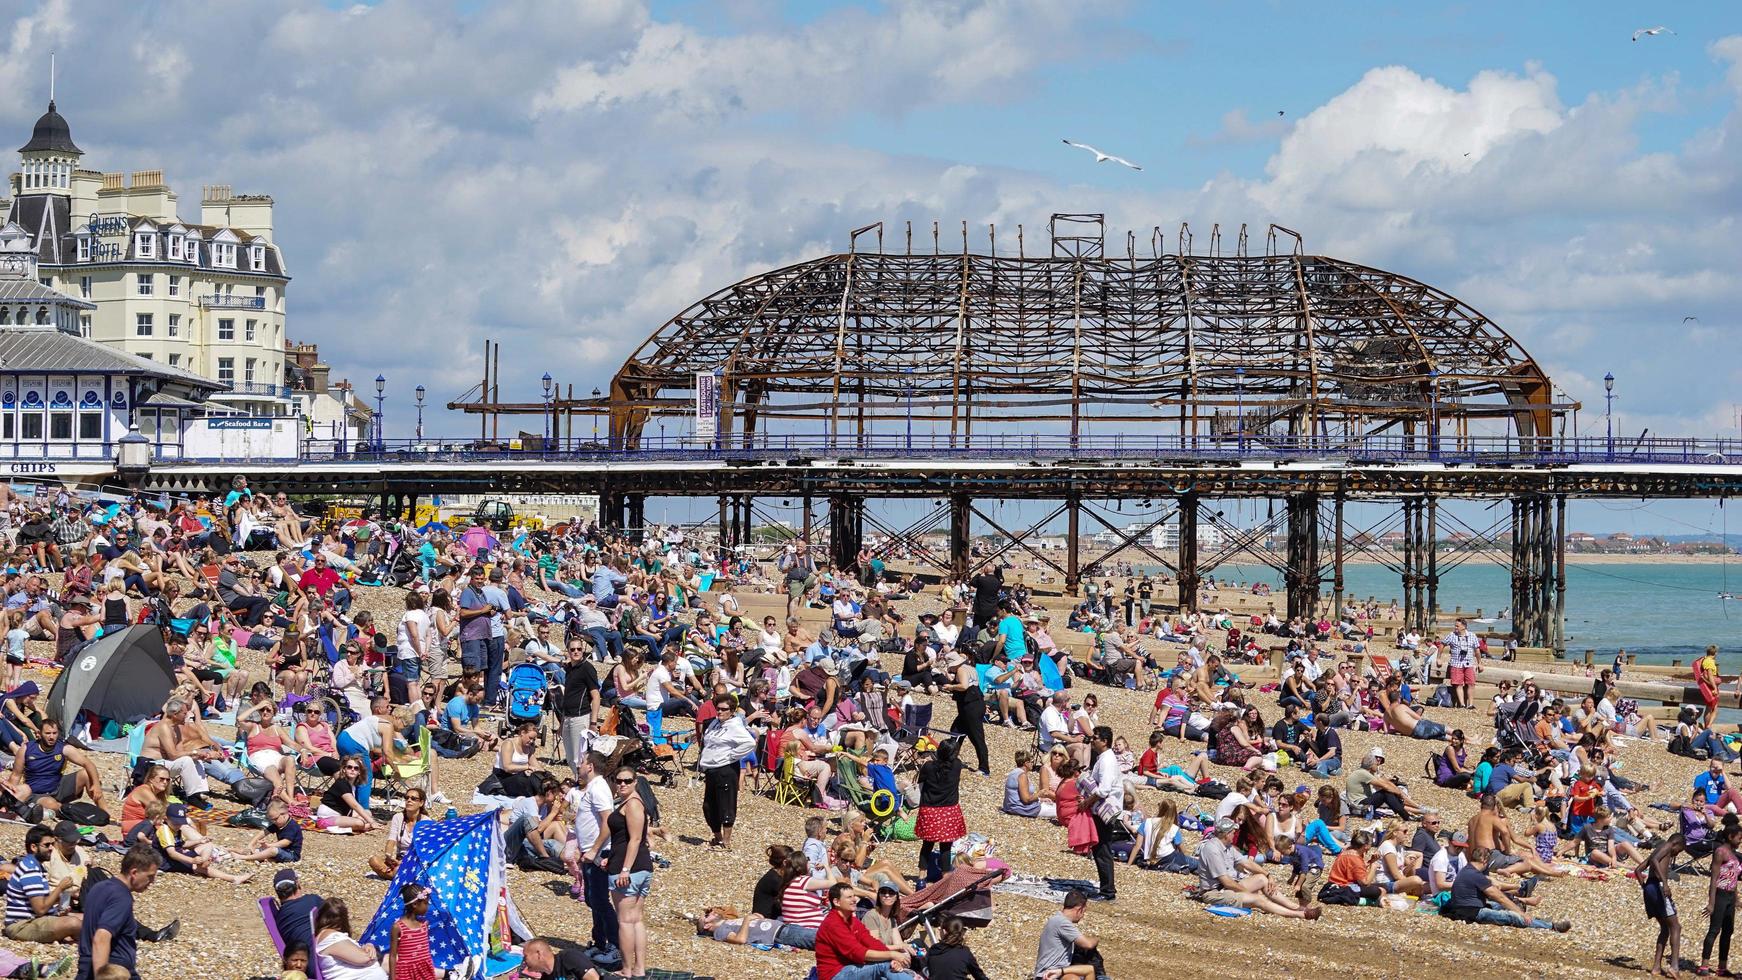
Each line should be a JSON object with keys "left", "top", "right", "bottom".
{"left": 361, "top": 810, "right": 529, "bottom": 979}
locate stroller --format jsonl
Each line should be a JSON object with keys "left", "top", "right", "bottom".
{"left": 500, "top": 662, "right": 552, "bottom": 746}
{"left": 1494, "top": 698, "right": 1546, "bottom": 768}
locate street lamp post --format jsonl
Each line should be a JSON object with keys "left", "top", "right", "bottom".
{"left": 541, "top": 372, "right": 553, "bottom": 449}
{"left": 903, "top": 368, "right": 915, "bottom": 451}
{"left": 373, "top": 374, "right": 385, "bottom": 452}
{"left": 414, "top": 385, "right": 425, "bottom": 443}
{"left": 591, "top": 387, "right": 601, "bottom": 446}
{"left": 1604, "top": 372, "right": 1615, "bottom": 461}
{"left": 1234, "top": 365, "right": 1246, "bottom": 453}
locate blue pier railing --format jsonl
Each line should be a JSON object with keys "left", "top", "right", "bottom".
{"left": 280, "top": 432, "right": 1742, "bottom": 467}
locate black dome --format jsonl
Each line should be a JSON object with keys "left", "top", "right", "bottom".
{"left": 18, "top": 101, "right": 79, "bottom": 155}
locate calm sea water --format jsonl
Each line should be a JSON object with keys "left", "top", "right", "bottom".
{"left": 1138, "top": 560, "right": 1742, "bottom": 668}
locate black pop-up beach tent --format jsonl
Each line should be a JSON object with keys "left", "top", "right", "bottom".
{"left": 45, "top": 625, "right": 176, "bottom": 734}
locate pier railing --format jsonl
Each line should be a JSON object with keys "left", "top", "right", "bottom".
{"left": 286, "top": 432, "right": 1742, "bottom": 466}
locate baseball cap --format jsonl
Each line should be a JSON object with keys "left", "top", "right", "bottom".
{"left": 52, "top": 820, "right": 81, "bottom": 845}
{"left": 489, "top": 567, "right": 505, "bottom": 582}
{"left": 1450, "top": 830, "right": 1470, "bottom": 846}
{"left": 1214, "top": 816, "right": 1238, "bottom": 834}
{"left": 273, "top": 868, "right": 300, "bottom": 894}
{"left": 166, "top": 803, "right": 189, "bottom": 826}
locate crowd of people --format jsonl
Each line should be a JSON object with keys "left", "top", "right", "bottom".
{"left": 0, "top": 479, "right": 1727, "bottom": 978}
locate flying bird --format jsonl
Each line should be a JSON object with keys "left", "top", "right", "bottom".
{"left": 1632, "top": 26, "right": 1673, "bottom": 41}
{"left": 1061, "top": 139, "right": 1142, "bottom": 171}
{"left": 1277, "top": 110, "right": 1286, "bottom": 117}
{"left": 1684, "top": 315, "right": 1700, "bottom": 323}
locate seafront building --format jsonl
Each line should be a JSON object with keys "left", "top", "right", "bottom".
{"left": 0, "top": 99, "right": 293, "bottom": 419}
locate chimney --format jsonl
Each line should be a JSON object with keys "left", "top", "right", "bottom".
{"left": 310, "top": 362, "right": 331, "bottom": 394}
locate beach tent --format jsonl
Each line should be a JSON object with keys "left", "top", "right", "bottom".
{"left": 459, "top": 526, "right": 499, "bottom": 556}
{"left": 362, "top": 810, "right": 531, "bottom": 979}
{"left": 418, "top": 521, "right": 448, "bottom": 534}
{"left": 45, "top": 626, "right": 176, "bottom": 734}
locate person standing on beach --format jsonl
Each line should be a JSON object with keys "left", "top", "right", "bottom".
{"left": 1444, "top": 619, "right": 1480, "bottom": 710}
{"left": 1696, "top": 645, "right": 1723, "bottom": 729}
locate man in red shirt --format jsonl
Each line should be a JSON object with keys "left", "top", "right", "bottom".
{"left": 297, "top": 553, "right": 352, "bottom": 615}
{"left": 814, "top": 882, "right": 916, "bottom": 980}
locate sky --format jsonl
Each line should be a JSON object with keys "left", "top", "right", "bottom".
{"left": 3, "top": 0, "right": 1741, "bottom": 535}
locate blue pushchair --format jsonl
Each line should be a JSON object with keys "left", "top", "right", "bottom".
{"left": 499, "top": 662, "right": 552, "bottom": 745}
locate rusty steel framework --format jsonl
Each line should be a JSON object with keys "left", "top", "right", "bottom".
{"left": 423, "top": 214, "right": 1612, "bottom": 649}
{"left": 545, "top": 214, "right": 1564, "bottom": 449}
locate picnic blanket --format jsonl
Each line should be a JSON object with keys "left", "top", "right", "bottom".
{"left": 991, "top": 873, "right": 1101, "bottom": 904}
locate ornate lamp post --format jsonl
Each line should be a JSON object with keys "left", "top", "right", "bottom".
{"left": 541, "top": 372, "right": 553, "bottom": 447}
{"left": 1604, "top": 372, "right": 1616, "bottom": 461}
{"left": 592, "top": 387, "right": 602, "bottom": 445}
{"left": 414, "top": 384, "right": 425, "bottom": 443}
{"left": 373, "top": 374, "right": 385, "bottom": 451}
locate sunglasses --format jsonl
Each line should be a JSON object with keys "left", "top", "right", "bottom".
{"left": 613, "top": 777, "right": 635, "bottom": 785}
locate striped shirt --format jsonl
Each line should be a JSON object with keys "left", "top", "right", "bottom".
{"left": 4, "top": 855, "right": 49, "bottom": 924}
{"left": 780, "top": 878, "right": 830, "bottom": 929}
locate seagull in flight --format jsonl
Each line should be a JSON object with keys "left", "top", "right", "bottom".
{"left": 1684, "top": 315, "right": 1700, "bottom": 323}
{"left": 1632, "top": 26, "right": 1673, "bottom": 41}
{"left": 1061, "top": 139, "right": 1142, "bottom": 171}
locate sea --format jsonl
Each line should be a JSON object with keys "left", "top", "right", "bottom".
{"left": 1134, "top": 560, "right": 1742, "bottom": 669}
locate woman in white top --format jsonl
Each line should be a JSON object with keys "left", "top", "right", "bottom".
{"left": 1375, "top": 821, "right": 1426, "bottom": 897}
{"left": 396, "top": 592, "right": 431, "bottom": 683}
{"left": 758, "top": 616, "right": 784, "bottom": 658}
{"left": 932, "top": 611, "right": 962, "bottom": 652}
{"left": 313, "top": 897, "right": 388, "bottom": 980}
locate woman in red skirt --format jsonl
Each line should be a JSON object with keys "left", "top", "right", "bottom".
{"left": 917, "top": 736, "right": 967, "bottom": 882}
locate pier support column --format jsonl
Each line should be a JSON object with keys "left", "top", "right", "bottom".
{"left": 1332, "top": 493, "right": 1346, "bottom": 620}
{"left": 1425, "top": 496, "right": 1439, "bottom": 628}
{"left": 625, "top": 494, "right": 646, "bottom": 541}
{"left": 600, "top": 486, "right": 620, "bottom": 532}
{"left": 1285, "top": 493, "right": 1321, "bottom": 621}
{"left": 1177, "top": 494, "right": 1200, "bottom": 613}
{"left": 717, "top": 495, "right": 729, "bottom": 548}
{"left": 828, "top": 495, "right": 863, "bottom": 570}
{"left": 949, "top": 494, "right": 971, "bottom": 580}
{"left": 1508, "top": 494, "right": 1559, "bottom": 647}
{"left": 802, "top": 493, "right": 814, "bottom": 543}
{"left": 1553, "top": 494, "right": 1568, "bottom": 654}
{"left": 1065, "top": 493, "right": 1081, "bottom": 595}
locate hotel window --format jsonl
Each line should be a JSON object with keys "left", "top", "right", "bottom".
{"left": 249, "top": 244, "right": 265, "bottom": 272}
{"left": 217, "top": 358, "right": 234, "bottom": 385}
{"left": 168, "top": 275, "right": 179, "bottom": 297}
{"left": 78, "top": 410, "right": 101, "bottom": 440}
{"left": 135, "top": 313, "right": 153, "bottom": 337}
{"left": 78, "top": 316, "right": 90, "bottom": 337}
{"left": 79, "top": 276, "right": 90, "bottom": 299}
{"left": 245, "top": 319, "right": 256, "bottom": 342}
{"left": 218, "top": 318, "right": 234, "bottom": 341}
{"left": 213, "top": 243, "right": 235, "bottom": 268}
{"left": 255, "top": 286, "right": 266, "bottom": 304}
{"left": 135, "top": 232, "right": 155, "bottom": 259}
{"left": 244, "top": 358, "right": 256, "bottom": 384}
{"left": 168, "top": 354, "right": 180, "bottom": 367}
{"left": 168, "top": 236, "right": 181, "bottom": 261}
{"left": 167, "top": 314, "right": 180, "bottom": 337}
{"left": 137, "top": 274, "right": 154, "bottom": 296}
{"left": 76, "top": 238, "right": 90, "bottom": 262}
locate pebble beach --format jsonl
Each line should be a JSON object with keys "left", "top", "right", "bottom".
{"left": 7, "top": 564, "right": 1729, "bottom": 980}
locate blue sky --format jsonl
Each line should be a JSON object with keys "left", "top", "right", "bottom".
{"left": 9, "top": 0, "right": 1742, "bottom": 534}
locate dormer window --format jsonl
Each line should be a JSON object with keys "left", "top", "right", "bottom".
{"left": 249, "top": 243, "right": 265, "bottom": 272}
{"left": 168, "top": 236, "right": 181, "bottom": 261}
{"left": 134, "top": 231, "right": 154, "bottom": 259}
{"left": 184, "top": 236, "right": 200, "bottom": 263}
{"left": 76, "top": 237, "right": 90, "bottom": 262}
{"left": 213, "top": 243, "right": 235, "bottom": 268}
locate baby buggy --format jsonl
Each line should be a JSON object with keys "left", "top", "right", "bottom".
{"left": 500, "top": 662, "right": 553, "bottom": 745}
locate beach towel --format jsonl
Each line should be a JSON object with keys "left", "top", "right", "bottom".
{"left": 991, "top": 874, "right": 1101, "bottom": 904}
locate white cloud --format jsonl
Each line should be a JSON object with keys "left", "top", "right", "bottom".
{"left": 4, "top": 1, "right": 1742, "bottom": 446}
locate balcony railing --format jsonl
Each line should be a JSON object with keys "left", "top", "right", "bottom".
{"left": 213, "top": 381, "right": 288, "bottom": 398}
{"left": 199, "top": 295, "right": 266, "bottom": 310}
